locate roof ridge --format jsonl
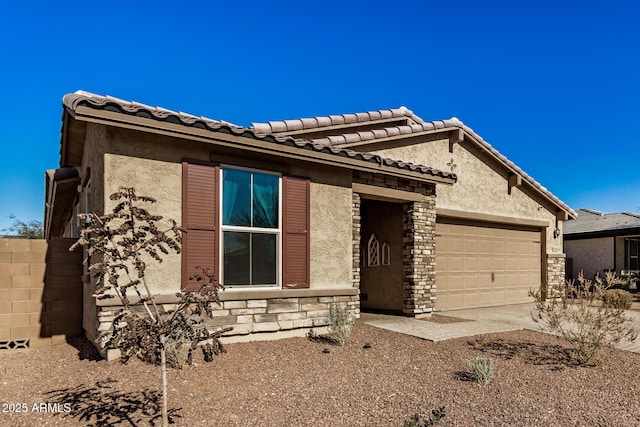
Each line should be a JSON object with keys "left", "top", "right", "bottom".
{"left": 308, "top": 117, "right": 463, "bottom": 146}
{"left": 251, "top": 106, "right": 424, "bottom": 135}
{"left": 577, "top": 208, "right": 604, "bottom": 216}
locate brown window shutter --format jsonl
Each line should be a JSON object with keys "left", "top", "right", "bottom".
{"left": 282, "top": 176, "right": 310, "bottom": 289}
{"left": 182, "top": 161, "right": 219, "bottom": 291}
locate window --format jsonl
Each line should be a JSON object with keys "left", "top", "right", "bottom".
{"left": 221, "top": 168, "right": 280, "bottom": 286}
{"left": 381, "top": 242, "right": 390, "bottom": 266}
{"left": 368, "top": 234, "right": 379, "bottom": 266}
{"left": 625, "top": 237, "right": 640, "bottom": 271}
{"left": 182, "top": 161, "right": 309, "bottom": 291}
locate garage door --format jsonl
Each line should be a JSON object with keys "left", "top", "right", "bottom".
{"left": 435, "top": 218, "right": 541, "bottom": 310}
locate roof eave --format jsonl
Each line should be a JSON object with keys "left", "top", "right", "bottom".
{"left": 44, "top": 168, "right": 81, "bottom": 239}
{"left": 330, "top": 124, "right": 576, "bottom": 219}
{"left": 564, "top": 227, "right": 640, "bottom": 240}
{"left": 69, "top": 105, "right": 456, "bottom": 186}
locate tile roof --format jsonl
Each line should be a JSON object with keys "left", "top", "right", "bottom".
{"left": 251, "top": 106, "right": 422, "bottom": 134}
{"left": 255, "top": 107, "right": 575, "bottom": 218}
{"left": 64, "top": 90, "right": 241, "bottom": 128}
{"left": 564, "top": 208, "right": 640, "bottom": 235}
{"left": 307, "top": 118, "right": 461, "bottom": 146}
{"left": 62, "top": 91, "right": 456, "bottom": 182}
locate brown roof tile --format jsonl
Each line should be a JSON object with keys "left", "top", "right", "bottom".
{"left": 61, "top": 91, "right": 456, "bottom": 183}
{"left": 250, "top": 106, "right": 421, "bottom": 135}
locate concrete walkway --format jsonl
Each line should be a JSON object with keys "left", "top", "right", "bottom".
{"left": 361, "top": 303, "right": 640, "bottom": 354}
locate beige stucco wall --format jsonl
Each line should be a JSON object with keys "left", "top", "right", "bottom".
{"left": 104, "top": 153, "right": 182, "bottom": 293}
{"left": 307, "top": 173, "right": 353, "bottom": 289}
{"left": 84, "top": 123, "right": 109, "bottom": 215}
{"left": 615, "top": 236, "right": 626, "bottom": 271}
{"left": 372, "top": 137, "right": 562, "bottom": 254}
{"left": 564, "top": 237, "right": 614, "bottom": 279}
{"left": 84, "top": 126, "right": 353, "bottom": 294}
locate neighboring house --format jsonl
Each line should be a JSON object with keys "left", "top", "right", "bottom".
{"left": 44, "top": 91, "right": 575, "bottom": 348}
{"left": 564, "top": 208, "right": 640, "bottom": 279}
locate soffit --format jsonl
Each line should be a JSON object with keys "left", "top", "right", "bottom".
{"left": 44, "top": 168, "right": 80, "bottom": 239}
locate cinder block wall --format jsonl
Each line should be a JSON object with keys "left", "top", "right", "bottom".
{"left": 0, "top": 238, "right": 82, "bottom": 349}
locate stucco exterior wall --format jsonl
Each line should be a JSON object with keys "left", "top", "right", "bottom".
{"left": 308, "top": 177, "right": 353, "bottom": 289}
{"left": 104, "top": 153, "right": 183, "bottom": 293}
{"left": 371, "top": 137, "right": 563, "bottom": 254}
{"left": 615, "top": 236, "right": 626, "bottom": 271}
{"left": 84, "top": 123, "right": 109, "bottom": 215}
{"left": 564, "top": 237, "right": 614, "bottom": 279}
{"left": 77, "top": 126, "right": 358, "bottom": 347}
{"left": 97, "top": 128, "right": 353, "bottom": 293}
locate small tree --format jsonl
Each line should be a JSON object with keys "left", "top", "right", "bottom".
{"left": 531, "top": 272, "right": 638, "bottom": 365}
{"left": 71, "top": 187, "right": 229, "bottom": 426}
{"left": 2, "top": 214, "right": 43, "bottom": 238}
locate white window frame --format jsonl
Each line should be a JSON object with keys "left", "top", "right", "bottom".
{"left": 219, "top": 166, "right": 282, "bottom": 288}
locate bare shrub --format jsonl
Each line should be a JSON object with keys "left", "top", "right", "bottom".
{"left": 404, "top": 406, "right": 446, "bottom": 427}
{"left": 531, "top": 272, "right": 638, "bottom": 365}
{"left": 71, "top": 187, "right": 229, "bottom": 426}
{"left": 467, "top": 356, "right": 494, "bottom": 385}
{"left": 602, "top": 289, "right": 633, "bottom": 310}
{"left": 327, "top": 303, "right": 353, "bottom": 346}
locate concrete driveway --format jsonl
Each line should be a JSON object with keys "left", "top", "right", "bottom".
{"left": 361, "top": 302, "right": 640, "bottom": 354}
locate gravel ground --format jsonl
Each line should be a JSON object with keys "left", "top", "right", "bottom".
{"left": 1, "top": 322, "right": 639, "bottom": 426}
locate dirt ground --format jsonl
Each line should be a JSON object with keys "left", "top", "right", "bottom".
{"left": 1, "top": 323, "right": 639, "bottom": 426}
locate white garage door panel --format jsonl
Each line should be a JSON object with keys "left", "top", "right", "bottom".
{"left": 436, "top": 219, "right": 541, "bottom": 311}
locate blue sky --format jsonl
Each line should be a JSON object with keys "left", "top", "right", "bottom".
{"left": 1, "top": 1, "right": 639, "bottom": 232}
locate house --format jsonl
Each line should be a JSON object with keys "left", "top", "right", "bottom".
{"left": 44, "top": 91, "right": 575, "bottom": 348}
{"left": 564, "top": 208, "right": 640, "bottom": 280}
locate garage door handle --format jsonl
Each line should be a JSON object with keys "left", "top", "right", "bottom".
{"left": 491, "top": 272, "right": 495, "bottom": 282}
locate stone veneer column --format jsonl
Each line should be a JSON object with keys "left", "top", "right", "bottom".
{"left": 352, "top": 192, "right": 361, "bottom": 288}
{"left": 545, "top": 254, "right": 566, "bottom": 299}
{"left": 402, "top": 198, "right": 437, "bottom": 317}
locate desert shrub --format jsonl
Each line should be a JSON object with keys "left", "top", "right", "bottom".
{"left": 327, "top": 303, "right": 353, "bottom": 345}
{"left": 403, "top": 407, "right": 446, "bottom": 427}
{"left": 614, "top": 271, "right": 638, "bottom": 291}
{"left": 71, "top": 187, "right": 229, "bottom": 426}
{"left": 602, "top": 289, "right": 633, "bottom": 310}
{"left": 467, "top": 356, "right": 494, "bottom": 385}
{"left": 1, "top": 214, "right": 43, "bottom": 238}
{"left": 531, "top": 272, "right": 638, "bottom": 365}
